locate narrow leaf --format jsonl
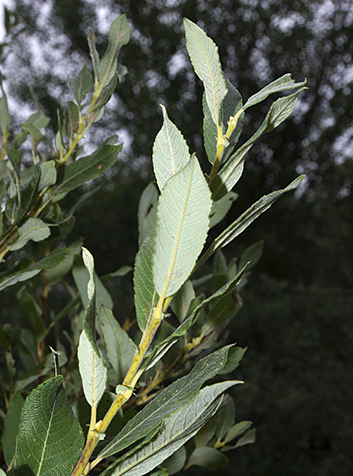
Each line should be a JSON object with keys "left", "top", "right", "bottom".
{"left": 134, "top": 232, "right": 159, "bottom": 331}
{"left": 98, "top": 345, "right": 237, "bottom": 460}
{"left": 98, "top": 15, "right": 131, "bottom": 86}
{"left": 12, "top": 376, "right": 84, "bottom": 476}
{"left": 153, "top": 156, "right": 212, "bottom": 298}
{"left": 0, "top": 247, "right": 71, "bottom": 291}
{"left": 209, "top": 191, "right": 238, "bottom": 228}
{"left": 88, "top": 27, "right": 100, "bottom": 79}
{"left": 9, "top": 218, "right": 50, "bottom": 251}
{"left": 243, "top": 73, "right": 307, "bottom": 110}
{"left": 204, "top": 176, "right": 305, "bottom": 261}
{"left": 152, "top": 105, "right": 190, "bottom": 191}
{"left": 52, "top": 144, "right": 122, "bottom": 194}
{"left": 137, "top": 182, "right": 159, "bottom": 247}
{"left": 108, "top": 382, "right": 236, "bottom": 476}
{"left": 2, "top": 391, "right": 24, "bottom": 466}
{"left": 184, "top": 19, "right": 227, "bottom": 127}
{"left": 98, "top": 306, "right": 136, "bottom": 383}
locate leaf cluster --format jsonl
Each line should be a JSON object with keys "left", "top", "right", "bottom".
{"left": 0, "top": 15, "right": 305, "bottom": 476}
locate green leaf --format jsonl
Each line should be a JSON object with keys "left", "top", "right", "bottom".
{"left": 243, "top": 73, "right": 307, "bottom": 110}
{"left": 201, "top": 290, "right": 241, "bottom": 336}
{"left": 98, "top": 15, "right": 131, "bottom": 86}
{"left": 188, "top": 446, "right": 229, "bottom": 471}
{"left": 153, "top": 155, "right": 212, "bottom": 298}
{"left": 224, "top": 420, "right": 253, "bottom": 444}
{"left": 22, "top": 122, "right": 43, "bottom": 160}
{"left": 17, "top": 287, "right": 46, "bottom": 341}
{"left": 97, "top": 345, "right": 239, "bottom": 460}
{"left": 72, "top": 253, "right": 113, "bottom": 311}
{"left": 204, "top": 176, "right": 305, "bottom": 262}
{"left": 52, "top": 144, "right": 122, "bottom": 194}
{"left": 152, "top": 105, "right": 190, "bottom": 191}
{"left": 184, "top": 19, "right": 227, "bottom": 128}
{"left": 209, "top": 191, "right": 237, "bottom": 228}
{"left": 238, "top": 240, "right": 264, "bottom": 272}
{"left": 9, "top": 218, "right": 50, "bottom": 251}
{"left": 39, "top": 160, "right": 57, "bottom": 191}
{"left": 212, "top": 393, "right": 235, "bottom": 441}
{"left": 0, "top": 247, "right": 71, "bottom": 291}
{"left": 12, "top": 375, "right": 84, "bottom": 476}
{"left": 2, "top": 391, "right": 24, "bottom": 466}
{"left": 0, "top": 89, "right": 11, "bottom": 135}
{"left": 87, "top": 27, "right": 100, "bottom": 80}
{"left": 162, "top": 445, "right": 187, "bottom": 475}
{"left": 65, "top": 101, "right": 80, "bottom": 142}
{"left": 217, "top": 346, "right": 247, "bottom": 375}
{"left": 78, "top": 330, "right": 107, "bottom": 407}
{"left": 77, "top": 248, "right": 108, "bottom": 407}
{"left": 107, "top": 382, "right": 236, "bottom": 476}
{"left": 98, "top": 306, "right": 136, "bottom": 383}
{"left": 137, "top": 182, "right": 159, "bottom": 247}
{"left": 70, "top": 63, "right": 93, "bottom": 105}
{"left": 213, "top": 89, "right": 306, "bottom": 199}
{"left": 171, "top": 280, "right": 195, "bottom": 322}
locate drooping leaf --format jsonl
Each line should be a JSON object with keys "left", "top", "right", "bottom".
{"left": 2, "top": 391, "right": 24, "bottom": 466}
{"left": 72, "top": 254, "right": 113, "bottom": 311}
{"left": 39, "top": 161, "right": 57, "bottom": 191}
{"left": 98, "top": 306, "right": 136, "bottom": 383}
{"left": 77, "top": 330, "right": 107, "bottom": 407}
{"left": 70, "top": 63, "right": 93, "bottom": 105}
{"left": 0, "top": 89, "right": 11, "bottom": 135}
{"left": 188, "top": 446, "right": 229, "bottom": 471}
{"left": 65, "top": 101, "right": 80, "bottom": 142}
{"left": 184, "top": 19, "right": 227, "bottom": 128}
{"left": 204, "top": 176, "right": 305, "bottom": 262}
{"left": 52, "top": 144, "right": 122, "bottom": 194}
{"left": 9, "top": 218, "right": 50, "bottom": 251}
{"left": 0, "top": 247, "right": 71, "bottom": 291}
{"left": 153, "top": 155, "right": 212, "bottom": 298}
{"left": 152, "top": 105, "right": 190, "bottom": 191}
{"left": 77, "top": 248, "right": 107, "bottom": 407}
{"left": 213, "top": 89, "right": 306, "bottom": 199}
{"left": 98, "top": 15, "right": 131, "bottom": 86}
{"left": 97, "top": 346, "right": 239, "bottom": 460}
{"left": 106, "top": 382, "right": 236, "bottom": 476}
{"left": 12, "top": 376, "right": 84, "bottom": 476}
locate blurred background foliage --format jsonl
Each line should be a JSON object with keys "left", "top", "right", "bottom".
{"left": 0, "top": 0, "right": 352, "bottom": 474}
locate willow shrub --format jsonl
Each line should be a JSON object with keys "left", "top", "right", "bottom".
{"left": 0, "top": 15, "right": 306, "bottom": 476}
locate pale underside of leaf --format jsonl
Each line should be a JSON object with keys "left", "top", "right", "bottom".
{"left": 153, "top": 155, "right": 212, "bottom": 298}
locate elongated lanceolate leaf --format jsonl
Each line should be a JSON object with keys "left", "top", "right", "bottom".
{"left": 2, "top": 391, "right": 24, "bottom": 466}
{"left": 204, "top": 176, "right": 305, "bottom": 263}
{"left": 184, "top": 19, "right": 227, "bottom": 127}
{"left": 243, "top": 73, "right": 307, "bottom": 110}
{"left": 78, "top": 330, "right": 107, "bottom": 407}
{"left": 98, "top": 306, "right": 136, "bottom": 383}
{"left": 134, "top": 232, "right": 159, "bottom": 330}
{"left": 88, "top": 27, "right": 100, "bottom": 79}
{"left": 152, "top": 105, "right": 190, "bottom": 191}
{"left": 138, "top": 182, "right": 159, "bottom": 246}
{"left": 108, "top": 382, "right": 236, "bottom": 476}
{"left": 0, "top": 247, "right": 71, "bottom": 291}
{"left": 52, "top": 144, "right": 122, "bottom": 194}
{"left": 9, "top": 218, "right": 50, "bottom": 251}
{"left": 12, "top": 376, "right": 84, "bottom": 476}
{"left": 97, "top": 345, "right": 237, "bottom": 460}
{"left": 98, "top": 15, "right": 131, "bottom": 86}
{"left": 77, "top": 248, "right": 107, "bottom": 406}
{"left": 39, "top": 161, "right": 57, "bottom": 191}
{"left": 213, "top": 88, "right": 306, "bottom": 199}
{"left": 153, "top": 155, "right": 212, "bottom": 298}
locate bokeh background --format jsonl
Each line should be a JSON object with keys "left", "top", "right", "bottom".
{"left": 1, "top": 0, "right": 352, "bottom": 475}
